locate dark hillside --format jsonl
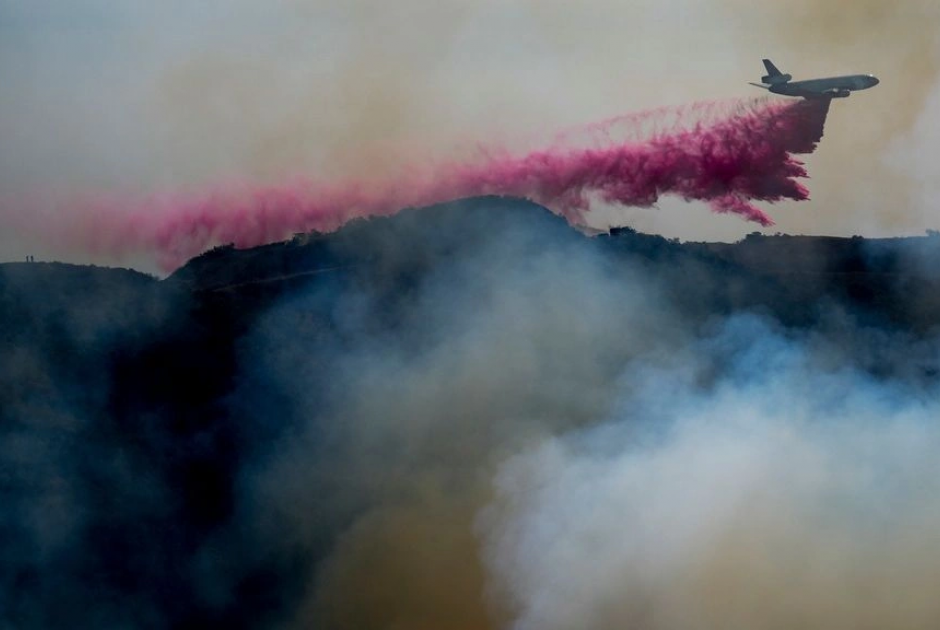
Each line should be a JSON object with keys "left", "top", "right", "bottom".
{"left": 2, "top": 196, "right": 940, "bottom": 628}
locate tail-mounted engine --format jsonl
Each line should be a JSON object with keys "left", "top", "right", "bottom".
{"left": 761, "top": 72, "right": 792, "bottom": 85}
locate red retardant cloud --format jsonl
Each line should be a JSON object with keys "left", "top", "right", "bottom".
{"left": 12, "top": 97, "right": 830, "bottom": 270}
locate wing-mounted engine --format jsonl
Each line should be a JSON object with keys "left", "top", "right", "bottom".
{"left": 761, "top": 72, "right": 792, "bottom": 85}
{"left": 817, "top": 88, "right": 851, "bottom": 98}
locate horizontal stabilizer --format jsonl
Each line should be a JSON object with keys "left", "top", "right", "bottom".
{"left": 749, "top": 82, "right": 770, "bottom": 89}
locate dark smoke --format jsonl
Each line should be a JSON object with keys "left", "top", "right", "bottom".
{"left": 2, "top": 197, "right": 940, "bottom": 629}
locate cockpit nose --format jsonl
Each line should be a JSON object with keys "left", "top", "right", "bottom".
{"left": 868, "top": 75, "right": 880, "bottom": 87}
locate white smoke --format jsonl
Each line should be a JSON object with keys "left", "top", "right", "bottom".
{"left": 479, "top": 314, "right": 940, "bottom": 629}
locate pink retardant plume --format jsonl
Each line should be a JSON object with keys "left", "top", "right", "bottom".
{"left": 14, "top": 96, "right": 830, "bottom": 271}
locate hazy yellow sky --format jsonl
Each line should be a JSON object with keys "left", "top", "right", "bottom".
{"left": 1, "top": 0, "right": 938, "bottom": 264}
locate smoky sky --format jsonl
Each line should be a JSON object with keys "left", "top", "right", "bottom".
{"left": 4, "top": 2, "right": 940, "bottom": 627}
{"left": 2, "top": 1, "right": 940, "bottom": 267}
{"left": 0, "top": 96, "right": 830, "bottom": 273}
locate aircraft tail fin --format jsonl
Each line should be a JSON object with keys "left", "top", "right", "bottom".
{"left": 762, "top": 59, "right": 782, "bottom": 77}
{"left": 760, "top": 59, "right": 792, "bottom": 85}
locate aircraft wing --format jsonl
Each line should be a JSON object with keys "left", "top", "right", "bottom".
{"left": 793, "top": 86, "right": 850, "bottom": 99}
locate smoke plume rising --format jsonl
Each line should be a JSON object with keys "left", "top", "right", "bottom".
{"left": 479, "top": 314, "right": 940, "bottom": 630}
{"left": 11, "top": 97, "right": 829, "bottom": 271}
{"left": 4, "top": 197, "right": 940, "bottom": 629}
{"left": 234, "top": 209, "right": 940, "bottom": 629}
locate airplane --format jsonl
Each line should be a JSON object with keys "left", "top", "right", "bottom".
{"left": 749, "top": 59, "right": 879, "bottom": 99}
